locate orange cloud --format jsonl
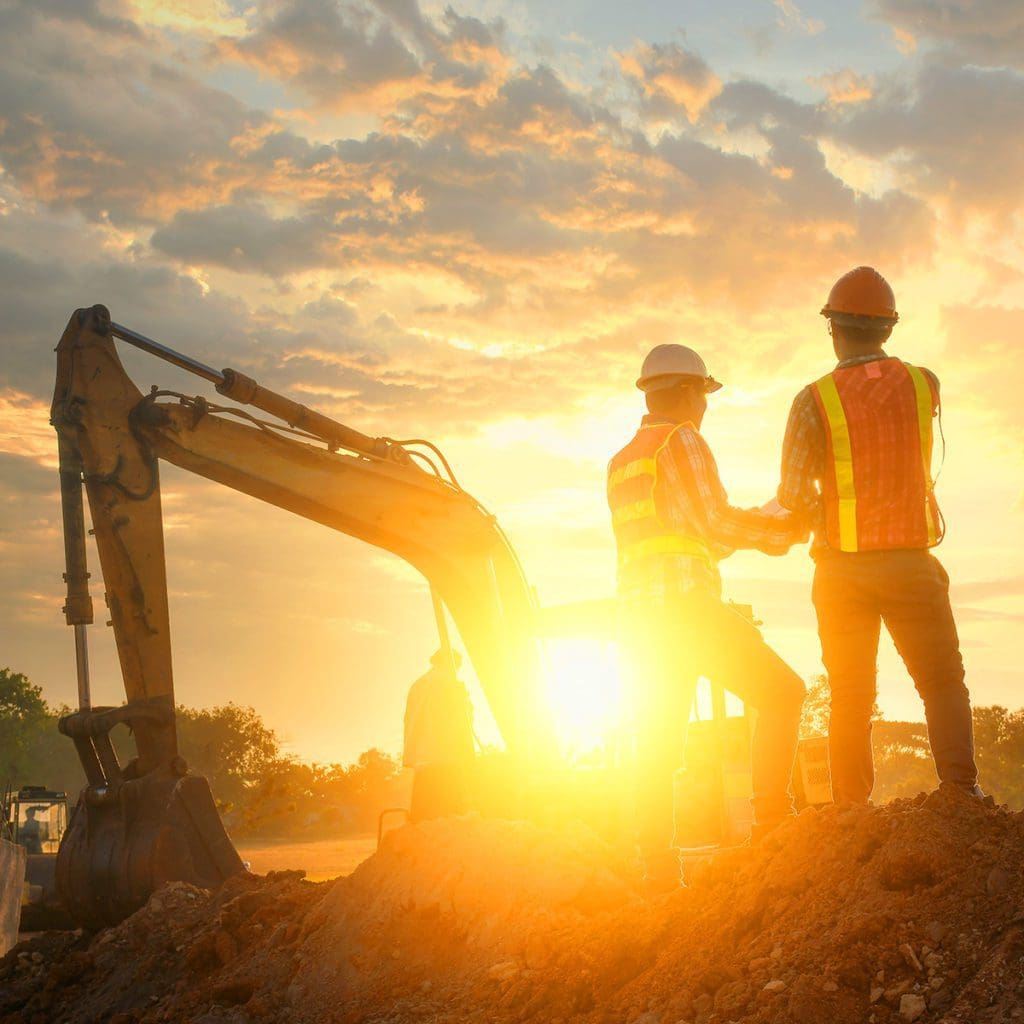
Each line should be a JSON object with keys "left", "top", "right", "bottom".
{"left": 618, "top": 42, "right": 722, "bottom": 124}
{"left": 811, "top": 69, "right": 873, "bottom": 107}
{"left": 0, "top": 390, "right": 56, "bottom": 468}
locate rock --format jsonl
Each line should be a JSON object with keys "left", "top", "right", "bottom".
{"left": 212, "top": 977, "right": 256, "bottom": 1006}
{"left": 762, "top": 980, "right": 785, "bottom": 993}
{"left": 899, "top": 993, "right": 927, "bottom": 1021}
{"left": 899, "top": 943, "right": 923, "bottom": 972}
{"left": 884, "top": 980, "right": 913, "bottom": 1002}
{"left": 930, "top": 976, "right": 945, "bottom": 990}
{"left": 926, "top": 921, "right": 948, "bottom": 945}
{"left": 822, "top": 981, "right": 838, "bottom": 992}
{"left": 870, "top": 987, "right": 884, "bottom": 1004}
{"left": 770, "top": 944, "right": 782, "bottom": 959}
{"left": 986, "top": 867, "right": 1011, "bottom": 895}
{"left": 213, "top": 930, "right": 237, "bottom": 966}
{"left": 488, "top": 961, "right": 521, "bottom": 983}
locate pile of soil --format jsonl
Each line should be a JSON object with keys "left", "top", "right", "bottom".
{"left": 3, "top": 786, "right": 1023, "bottom": 1024}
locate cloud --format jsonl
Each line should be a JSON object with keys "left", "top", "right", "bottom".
{"left": 810, "top": 69, "right": 873, "bottom": 107}
{"left": 1, "top": 0, "right": 1022, "bottom": 758}
{"left": 617, "top": 42, "right": 722, "bottom": 124}
{"left": 774, "top": 0, "right": 824, "bottom": 36}
{"left": 216, "top": 0, "right": 509, "bottom": 112}
{"left": 0, "top": 392, "right": 56, "bottom": 468}
{"left": 152, "top": 202, "right": 334, "bottom": 277}
{"left": 939, "top": 304, "right": 1024, "bottom": 441}
{"left": 833, "top": 62, "right": 1024, "bottom": 216}
{"left": 0, "top": 0, "right": 274, "bottom": 225}
{"left": 873, "top": 0, "right": 1024, "bottom": 68}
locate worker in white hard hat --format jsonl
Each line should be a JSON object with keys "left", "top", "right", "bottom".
{"left": 608, "top": 343, "right": 807, "bottom": 890}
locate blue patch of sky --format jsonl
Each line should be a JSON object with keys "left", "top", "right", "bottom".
{"left": 441, "top": 0, "right": 913, "bottom": 103}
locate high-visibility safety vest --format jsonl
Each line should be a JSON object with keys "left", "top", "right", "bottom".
{"left": 811, "top": 358, "right": 942, "bottom": 553}
{"left": 607, "top": 422, "right": 713, "bottom": 585}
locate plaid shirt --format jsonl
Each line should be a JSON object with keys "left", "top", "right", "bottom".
{"left": 777, "top": 354, "right": 940, "bottom": 556}
{"left": 619, "top": 415, "right": 805, "bottom": 601}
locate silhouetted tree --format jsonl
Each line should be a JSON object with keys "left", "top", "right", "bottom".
{"left": 0, "top": 668, "right": 48, "bottom": 785}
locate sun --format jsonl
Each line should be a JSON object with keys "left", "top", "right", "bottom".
{"left": 541, "top": 637, "right": 626, "bottom": 761}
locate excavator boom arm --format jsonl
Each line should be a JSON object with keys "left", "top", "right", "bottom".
{"left": 50, "top": 305, "right": 547, "bottom": 926}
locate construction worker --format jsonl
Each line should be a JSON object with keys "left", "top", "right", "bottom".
{"left": 777, "top": 266, "right": 981, "bottom": 803}
{"left": 18, "top": 806, "right": 46, "bottom": 855}
{"left": 403, "top": 649, "right": 476, "bottom": 821}
{"left": 608, "top": 344, "right": 807, "bottom": 889}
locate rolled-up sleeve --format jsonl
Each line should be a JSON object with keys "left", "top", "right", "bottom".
{"left": 658, "top": 426, "right": 806, "bottom": 555}
{"left": 777, "top": 387, "right": 824, "bottom": 520}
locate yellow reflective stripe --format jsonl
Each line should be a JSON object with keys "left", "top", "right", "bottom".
{"left": 906, "top": 364, "right": 938, "bottom": 545}
{"left": 815, "top": 374, "right": 859, "bottom": 552}
{"left": 608, "top": 457, "right": 656, "bottom": 489}
{"left": 620, "top": 534, "right": 712, "bottom": 564}
{"left": 611, "top": 498, "right": 657, "bottom": 526}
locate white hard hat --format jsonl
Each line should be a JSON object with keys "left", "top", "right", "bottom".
{"left": 636, "top": 344, "right": 723, "bottom": 393}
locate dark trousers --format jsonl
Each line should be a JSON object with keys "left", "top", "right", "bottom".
{"left": 812, "top": 550, "right": 978, "bottom": 803}
{"left": 623, "top": 590, "right": 806, "bottom": 864}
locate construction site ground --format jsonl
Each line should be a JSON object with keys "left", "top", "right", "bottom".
{"left": 3, "top": 786, "right": 1023, "bottom": 1024}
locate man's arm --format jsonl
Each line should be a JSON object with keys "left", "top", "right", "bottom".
{"left": 660, "top": 427, "right": 806, "bottom": 555}
{"left": 777, "top": 386, "right": 824, "bottom": 522}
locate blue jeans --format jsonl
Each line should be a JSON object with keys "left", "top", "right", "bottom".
{"left": 812, "top": 550, "right": 978, "bottom": 803}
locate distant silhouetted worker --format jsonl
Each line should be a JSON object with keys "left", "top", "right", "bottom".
{"left": 403, "top": 648, "right": 476, "bottom": 821}
{"left": 608, "top": 344, "right": 807, "bottom": 889}
{"left": 777, "top": 266, "right": 981, "bottom": 803}
{"left": 19, "top": 806, "right": 46, "bottom": 855}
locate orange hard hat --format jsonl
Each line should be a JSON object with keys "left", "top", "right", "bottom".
{"left": 821, "top": 267, "right": 898, "bottom": 326}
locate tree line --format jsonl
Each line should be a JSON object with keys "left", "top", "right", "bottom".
{"left": 0, "top": 667, "right": 407, "bottom": 838}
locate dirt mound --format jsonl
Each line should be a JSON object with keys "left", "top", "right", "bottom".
{"left": 3, "top": 787, "right": 1024, "bottom": 1024}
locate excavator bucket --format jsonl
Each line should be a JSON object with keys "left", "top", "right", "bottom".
{"left": 56, "top": 704, "right": 244, "bottom": 930}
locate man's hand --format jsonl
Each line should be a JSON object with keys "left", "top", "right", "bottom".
{"left": 754, "top": 498, "right": 810, "bottom": 554}
{"left": 758, "top": 498, "right": 789, "bottom": 518}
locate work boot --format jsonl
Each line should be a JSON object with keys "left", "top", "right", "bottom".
{"left": 939, "top": 780, "right": 986, "bottom": 799}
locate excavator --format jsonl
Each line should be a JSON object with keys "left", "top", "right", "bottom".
{"left": 49, "top": 305, "right": 827, "bottom": 930}
{"left": 50, "top": 304, "right": 561, "bottom": 929}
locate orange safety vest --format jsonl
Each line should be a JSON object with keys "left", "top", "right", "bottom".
{"left": 607, "top": 422, "right": 713, "bottom": 585}
{"left": 811, "top": 358, "right": 942, "bottom": 553}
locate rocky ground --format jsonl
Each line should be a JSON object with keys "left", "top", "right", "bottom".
{"left": 2, "top": 786, "right": 1023, "bottom": 1024}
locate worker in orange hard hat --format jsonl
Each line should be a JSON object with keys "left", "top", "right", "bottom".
{"left": 776, "top": 267, "right": 982, "bottom": 804}
{"left": 609, "top": 343, "right": 807, "bottom": 890}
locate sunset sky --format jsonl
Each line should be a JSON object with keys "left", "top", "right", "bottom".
{"left": 1, "top": 0, "right": 1022, "bottom": 765}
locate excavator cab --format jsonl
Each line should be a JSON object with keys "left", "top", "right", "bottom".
{"left": 4, "top": 785, "right": 74, "bottom": 930}
{"left": 5, "top": 786, "right": 68, "bottom": 856}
